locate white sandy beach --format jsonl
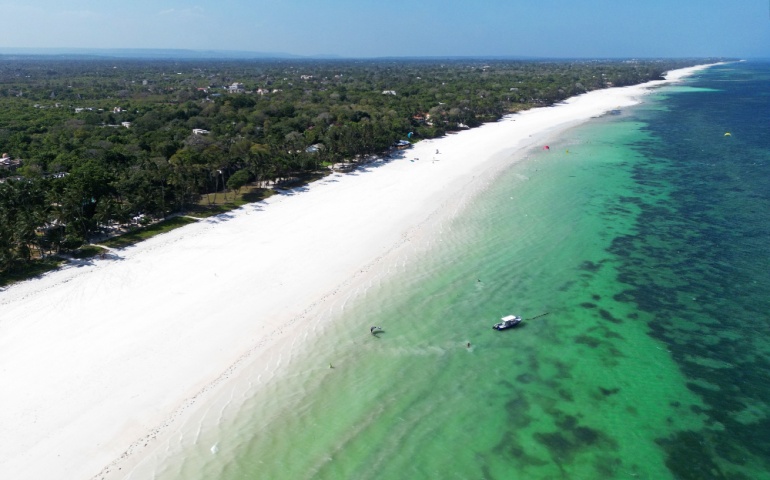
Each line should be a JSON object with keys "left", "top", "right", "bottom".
{"left": 0, "top": 64, "right": 718, "bottom": 479}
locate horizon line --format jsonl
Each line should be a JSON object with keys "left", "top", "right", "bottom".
{"left": 0, "top": 47, "right": 740, "bottom": 62}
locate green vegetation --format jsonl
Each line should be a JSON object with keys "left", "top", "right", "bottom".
{"left": 100, "top": 216, "right": 197, "bottom": 249}
{"left": 190, "top": 184, "right": 276, "bottom": 217}
{"left": 69, "top": 245, "right": 106, "bottom": 259}
{"left": 0, "top": 256, "right": 64, "bottom": 287}
{"left": 0, "top": 56, "right": 722, "bottom": 278}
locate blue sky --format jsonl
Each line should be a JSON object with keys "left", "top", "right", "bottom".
{"left": 1, "top": 0, "right": 769, "bottom": 58}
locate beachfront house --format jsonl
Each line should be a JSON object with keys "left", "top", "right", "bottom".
{"left": 228, "top": 82, "right": 246, "bottom": 93}
{"left": 0, "top": 153, "right": 22, "bottom": 172}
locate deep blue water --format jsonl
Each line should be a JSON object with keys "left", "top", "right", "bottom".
{"left": 611, "top": 61, "right": 770, "bottom": 479}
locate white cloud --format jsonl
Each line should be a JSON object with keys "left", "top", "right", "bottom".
{"left": 59, "top": 9, "right": 103, "bottom": 19}
{"left": 156, "top": 6, "right": 205, "bottom": 19}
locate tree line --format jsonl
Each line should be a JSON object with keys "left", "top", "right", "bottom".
{"left": 0, "top": 56, "right": 722, "bottom": 272}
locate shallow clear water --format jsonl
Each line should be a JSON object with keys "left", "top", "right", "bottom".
{"left": 147, "top": 62, "right": 770, "bottom": 480}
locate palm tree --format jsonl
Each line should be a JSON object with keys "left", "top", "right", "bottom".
{"left": 247, "top": 143, "right": 271, "bottom": 187}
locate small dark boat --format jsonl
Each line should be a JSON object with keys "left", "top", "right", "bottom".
{"left": 493, "top": 315, "right": 522, "bottom": 331}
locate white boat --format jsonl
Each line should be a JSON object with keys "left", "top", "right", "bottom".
{"left": 492, "top": 315, "right": 522, "bottom": 331}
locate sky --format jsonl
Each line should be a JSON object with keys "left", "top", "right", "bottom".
{"left": 1, "top": 0, "right": 769, "bottom": 58}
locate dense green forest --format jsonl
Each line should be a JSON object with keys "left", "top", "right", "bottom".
{"left": 0, "top": 56, "right": 718, "bottom": 273}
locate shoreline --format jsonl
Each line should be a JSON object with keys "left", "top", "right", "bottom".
{"left": 0, "top": 63, "right": 721, "bottom": 480}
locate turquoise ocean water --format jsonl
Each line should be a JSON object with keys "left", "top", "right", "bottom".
{"left": 151, "top": 62, "right": 770, "bottom": 480}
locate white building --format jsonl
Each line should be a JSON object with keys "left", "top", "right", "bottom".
{"left": 228, "top": 82, "right": 246, "bottom": 93}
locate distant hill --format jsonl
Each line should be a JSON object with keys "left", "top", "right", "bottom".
{"left": 0, "top": 47, "right": 342, "bottom": 60}
{"left": 0, "top": 48, "right": 562, "bottom": 61}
